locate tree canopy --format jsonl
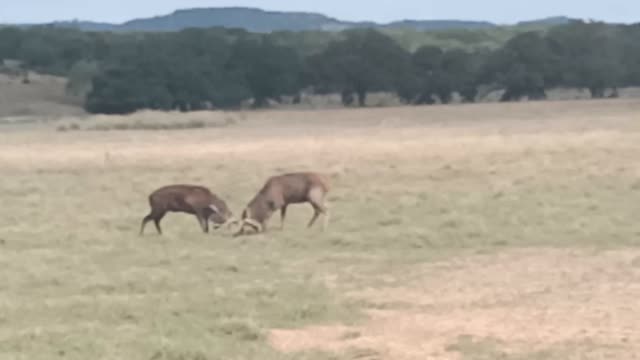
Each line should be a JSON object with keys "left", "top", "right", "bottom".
{"left": 0, "top": 20, "right": 638, "bottom": 114}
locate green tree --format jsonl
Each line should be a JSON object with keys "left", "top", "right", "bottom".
{"left": 65, "top": 60, "right": 99, "bottom": 98}
{"left": 85, "top": 29, "right": 253, "bottom": 114}
{"left": 17, "top": 35, "right": 56, "bottom": 71}
{"left": 398, "top": 46, "right": 481, "bottom": 105}
{"left": 0, "top": 27, "right": 23, "bottom": 61}
{"left": 410, "top": 46, "right": 444, "bottom": 104}
{"left": 548, "top": 21, "right": 622, "bottom": 98}
{"left": 308, "top": 29, "right": 410, "bottom": 106}
{"left": 227, "top": 37, "right": 303, "bottom": 107}
{"left": 441, "top": 49, "right": 482, "bottom": 103}
{"left": 482, "top": 31, "right": 557, "bottom": 101}
{"left": 619, "top": 25, "right": 640, "bottom": 87}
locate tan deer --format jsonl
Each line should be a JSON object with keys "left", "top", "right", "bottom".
{"left": 232, "top": 172, "right": 330, "bottom": 236}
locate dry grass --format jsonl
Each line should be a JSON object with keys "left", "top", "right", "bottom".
{"left": 271, "top": 248, "right": 640, "bottom": 359}
{"left": 1, "top": 98, "right": 640, "bottom": 359}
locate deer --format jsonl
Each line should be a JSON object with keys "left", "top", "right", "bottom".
{"left": 232, "top": 172, "right": 330, "bottom": 237}
{"left": 140, "top": 184, "right": 235, "bottom": 235}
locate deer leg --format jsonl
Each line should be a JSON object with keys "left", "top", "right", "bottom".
{"left": 153, "top": 212, "right": 165, "bottom": 235}
{"left": 280, "top": 205, "right": 288, "bottom": 230}
{"left": 307, "top": 204, "right": 322, "bottom": 228}
{"left": 140, "top": 215, "right": 153, "bottom": 236}
{"left": 141, "top": 210, "right": 165, "bottom": 236}
{"left": 322, "top": 204, "right": 330, "bottom": 231}
{"left": 202, "top": 217, "right": 209, "bottom": 233}
{"left": 308, "top": 189, "right": 329, "bottom": 230}
{"left": 195, "top": 210, "right": 209, "bottom": 233}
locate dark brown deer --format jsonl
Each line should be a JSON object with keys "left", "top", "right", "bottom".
{"left": 232, "top": 172, "right": 330, "bottom": 236}
{"left": 140, "top": 184, "right": 234, "bottom": 235}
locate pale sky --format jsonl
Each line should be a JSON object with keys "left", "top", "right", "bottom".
{"left": 2, "top": 0, "right": 638, "bottom": 25}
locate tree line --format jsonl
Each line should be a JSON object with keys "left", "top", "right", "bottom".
{"left": 0, "top": 21, "right": 639, "bottom": 114}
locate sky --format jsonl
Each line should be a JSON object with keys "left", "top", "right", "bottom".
{"left": 1, "top": 0, "right": 638, "bottom": 25}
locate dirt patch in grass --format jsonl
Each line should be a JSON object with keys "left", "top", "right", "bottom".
{"left": 270, "top": 248, "right": 640, "bottom": 359}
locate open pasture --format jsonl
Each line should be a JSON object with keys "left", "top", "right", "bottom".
{"left": 1, "top": 99, "right": 640, "bottom": 359}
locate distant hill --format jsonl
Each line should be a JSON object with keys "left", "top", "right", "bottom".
{"left": 14, "top": 7, "right": 574, "bottom": 33}
{"left": 516, "top": 16, "right": 572, "bottom": 27}
{"left": 383, "top": 20, "right": 495, "bottom": 31}
{"left": 47, "top": 20, "right": 119, "bottom": 32}
{"left": 121, "top": 7, "right": 357, "bottom": 32}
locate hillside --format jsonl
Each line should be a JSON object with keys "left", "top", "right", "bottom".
{"left": 121, "top": 7, "right": 356, "bottom": 32}
{"left": 0, "top": 73, "right": 84, "bottom": 121}
{"left": 516, "top": 16, "right": 572, "bottom": 26}
{"left": 19, "top": 7, "right": 572, "bottom": 33}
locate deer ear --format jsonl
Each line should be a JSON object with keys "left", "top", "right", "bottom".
{"left": 209, "top": 204, "right": 220, "bottom": 214}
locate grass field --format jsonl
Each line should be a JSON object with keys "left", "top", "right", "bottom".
{"left": 1, "top": 99, "right": 640, "bottom": 359}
